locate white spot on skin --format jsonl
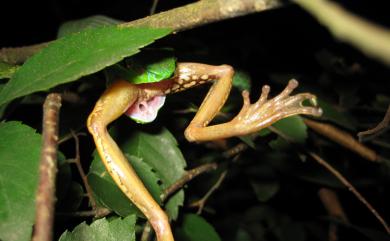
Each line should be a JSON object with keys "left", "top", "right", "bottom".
{"left": 184, "top": 81, "right": 196, "bottom": 88}
{"left": 201, "top": 74, "right": 209, "bottom": 80}
{"left": 182, "top": 76, "right": 190, "bottom": 81}
{"left": 191, "top": 75, "right": 199, "bottom": 80}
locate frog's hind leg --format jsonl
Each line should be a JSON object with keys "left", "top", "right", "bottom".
{"left": 87, "top": 80, "right": 174, "bottom": 241}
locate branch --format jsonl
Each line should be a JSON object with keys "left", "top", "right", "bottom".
{"left": 141, "top": 162, "right": 218, "bottom": 241}
{"left": 303, "top": 118, "right": 379, "bottom": 162}
{"left": 189, "top": 170, "right": 228, "bottom": 214}
{"left": 0, "top": 0, "right": 282, "bottom": 64}
{"left": 269, "top": 126, "right": 390, "bottom": 234}
{"left": 69, "top": 131, "right": 98, "bottom": 211}
{"left": 32, "top": 93, "right": 62, "bottom": 241}
{"left": 160, "top": 162, "right": 218, "bottom": 201}
{"left": 358, "top": 105, "right": 390, "bottom": 142}
{"left": 294, "top": 0, "right": 390, "bottom": 65}
{"left": 309, "top": 152, "right": 390, "bottom": 234}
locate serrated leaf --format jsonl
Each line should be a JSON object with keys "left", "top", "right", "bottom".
{"left": 0, "top": 61, "right": 19, "bottom": 79}
{"left": 124, "top": 128, "right": 186, "bottom": 184}
{"left": 176, "top": 214, "right": 221, "bottom": 241}
{"left": 58, "top": 15, "right": 123, "bottom": 38}
{"left": 269, "top": 116, "right": 307, "bottom": 150}
{"left": 59, "top": 215, "right": 136, "bottom": 241}
{"left": 0, "top": 122, "right": 41, "bottom": 241}
{"left": 120, "top": 128, "right": 186, "bottom": 219}
{"left": 88, "top": 127, "right": 186, "bottom": 219}
{"left": 0, "top": 26, "right": 171, "bottom": 106}
{"left": 88, "top": 155, "right": 161, "bottom": 217}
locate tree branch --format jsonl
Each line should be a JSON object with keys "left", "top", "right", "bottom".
{"left": 0, "top": 0, "right": 281, "bottom": 64}
{"left": 294, "top": 0, "right": 390, "bottom": 65}
{"left": 32, "top": 93, "right": 62, "bottom": 241}
{"left": 303, "top": 118, "right": 379, "bottom": 162}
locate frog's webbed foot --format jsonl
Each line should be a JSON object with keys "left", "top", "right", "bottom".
{"left": 232, "top": 79, "right": 322, "bottom": 133}
{"left": 185, "top": 78, "right": 322, "bottom": 142}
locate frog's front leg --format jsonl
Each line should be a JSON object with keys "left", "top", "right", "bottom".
{"left": 175, "top": 63, "right": 323, "bottom": 142}
{"left": 87, "top": 80, "right": 174, "bottom": 241}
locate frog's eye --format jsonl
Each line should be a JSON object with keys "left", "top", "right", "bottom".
{"left": 125, "top": 95, "right": 166, "bottom": 124}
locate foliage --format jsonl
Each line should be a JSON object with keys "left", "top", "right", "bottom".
{"left": 0, "top": 3, "right": 389, "bottom": 241}
{"left": 59, "top": 215, "right": 136, "bottom": 241}
{"left": 0, "top": 122, "right": 42, "bottom": 241}
{"left": 0, "top": 26, "right": 171, "bottom": 106}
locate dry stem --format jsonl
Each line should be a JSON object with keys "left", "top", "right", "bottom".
{"left": 358, "top": 105, "right": 390, "bottom": 142}
{"left": 32, "top": 93, "right": 62, "bottom": 241}
{"left": 304, "top": 118, "right": 379, "bottom": 162}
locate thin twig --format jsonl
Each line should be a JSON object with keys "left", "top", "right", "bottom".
{"left": 358, "top": 105, "right": 390, "bottom": 142}
{"left": 70, "top": 130, "right": 97, "bottom": 211}
{"left": 304, "top": 118, "right": 379, "bottom": 162}
{"left": 0, "top": 0, "right": 282, "bottom": 64}
{"left": 141, "top": 162, "right": 218, "bottom": 241}
{"left": 223, "top": 142, "right": 248, "bottom": 158}
{"left": 294, "top": 0, "right": 390, "bottom": 65}
{"left": 160, "top": 163, "right": 218, "bottom": 201}
{"left": 309, "top": 152, "right": 390, "bottom": 234}
{"left": 269, "top": 126, "right": 390, "bottom": 234}
{"left": 58, "top": 131, "right": 86, "bottom": 145}
{"left": 56, "top": 208, "right": 111, "bottom": 217}
{"left": 189, "top": 170, "right": 228, "bottom": 214}
{"left": 32, "top": 93, "right": 62, "bottom": 241}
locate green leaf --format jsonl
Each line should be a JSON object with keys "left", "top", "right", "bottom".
{"left": 113, "top": 48, "right": 177, "bottom": 84}
{"left": 59, "top": 215, "right": 136, "bottom": 241}
{"left": 176, "top": 214, "right": 221, "bottom": 241}
{"left": 0, "top": 61, "right": 19, "bottom": 79}
{"left": 88, "top": 127, "right": 186, "bottom": 220}
{"left": 0, "top": 122, "right": 41, "bottom": 241}
{"left": 269, "top": 116, "right": 307, "bottom": 150}
{"left": 121, "top": 128, "right": 186, "bottom": 219}
{"left": 88, "top": 155, "right": 162, "bottom": 217}
{"left": 0, "top": 26, "right": 172, "bottom": 106}
{"left": 57, "top": 15, "right": 123, "bottom": 38}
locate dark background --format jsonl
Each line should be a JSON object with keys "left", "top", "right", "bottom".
{"left": 1, "top": 1, "right": 389, "bottom": 240}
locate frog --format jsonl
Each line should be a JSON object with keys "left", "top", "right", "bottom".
{"left": 87, "top": 53, "right": 322, "bottom": 241}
